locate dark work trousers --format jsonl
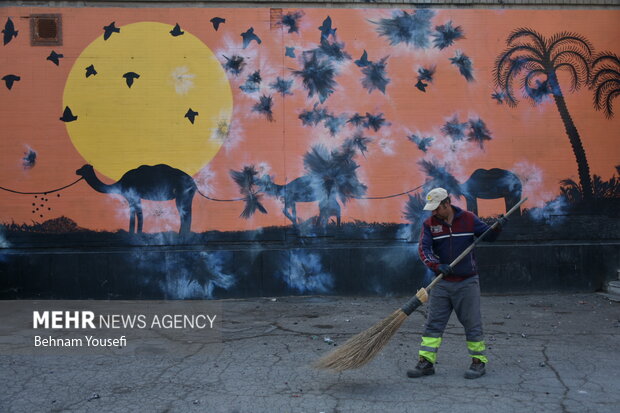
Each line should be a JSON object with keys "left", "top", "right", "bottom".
{"left": 423, "top": 275, "right": 484, "bottom": 342}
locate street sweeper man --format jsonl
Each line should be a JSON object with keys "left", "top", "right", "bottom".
{"left": 409, "top": 187, "right": 507, "bottom": 380}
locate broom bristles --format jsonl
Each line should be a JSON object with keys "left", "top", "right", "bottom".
{"left": 313, "top": 309, "right": 408, "bottom": 371}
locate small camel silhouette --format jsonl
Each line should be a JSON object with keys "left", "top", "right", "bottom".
{"left": 258, "top": 174, "right": 341, "bottom": 228}
{"left": 76, "top": 164, "right": 196, "bottom": 235}
{"left": 461, "top": 168, "right": 522, "bottom": 216}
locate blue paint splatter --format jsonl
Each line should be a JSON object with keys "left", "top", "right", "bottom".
{"left": 299, "top": 104, "right": 329, "bottom": 126}
{"left": 441, "top": 116, "right": 468, "bottom": 141}
{"left": 467, "top": 118, "right": 493, "bottom": 149}
{"left": 450, "top": 50, "right": 475, "bottom": 82}
{"left": 417, "top": 65, "right": 436, "bottom": 82}
{"left": 222, "top": 55, "right": 246, "bottom": 76}
{"left": 278, "top": 250, "right": 334, "bottom": 294}
{"left": 315, "top": 37, "right": 351, "bottom": 62}
{"left": 432, "top": 21, "right": 464, "bottom": 50}
{"left": 22, "top": 148, "right": 37, "bottom": 169}
{"left": 343, "top": 132, "right": 372, "bottom": 158}
{"left": 407, "top": 134, "right": 434, "bottom": 152}
{"left": 491, "top": 90, "right": 506, "bottom": 104}
{"left": 323, "top": 114, "right": 347, "bottom": 136}
{"left": 363, "top": 112, "right": 387, "bottom": 132}
{"left": 239, "top": 70, "right": 262, "bottom": 94}
{"left": 252, "top": 95, "right": 274, "bottom": 121}
{"left": 361, "top": 57, "right": 390, "bottom": 94}
{"left": 285, "top": 47, "right": 296, "bottom": 58}
{"left": 418, "top": 159, "right": 462, "bottom": 198}
{"left": 375, "top": 9, "right": 435, "bottom": 49}
{"left": 525, "top": 79, "right": 553, "bottom": 104}
{"left": 269, "top": 77, "right": 294, "bottom": 97}
{"left": 303, "top": 144, "right": 367, "bottom": 204}
{"left": 347, "top": 113, "right": 366, "bottom": 127}
{"left": 281, "top": 11, "right": 304, "bottom": 33}
{"left": 292, "top": 51, "right": 337, "bottom": 103}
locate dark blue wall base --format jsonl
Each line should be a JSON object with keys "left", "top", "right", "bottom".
{"left": 1, "top": 241, "right": 617, "bottom": 299}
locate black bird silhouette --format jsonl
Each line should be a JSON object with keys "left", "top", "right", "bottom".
{"left": 318, "top": 16, "right": 336, "bottom": 40}
{"left": 354, "top": 50, "right": 371, "bottom": 67}
{"left": 103, "top": 22, "right": 120, "bottom": 40}
{"left": 3, "top": 17, "right": 18, "bottom": 45}
{"left": 415, "top": 79, "right": 428, "bottom": 92}
{"left": 47, "top": 51, "right": 63, "bottom": 66}
{"left": 185, "top": 108, "right": 198, "bottom": 124}
{"left": 123, "top": 72, "right": 140, "bottom": 88}
{"left": 210, "top": 17, "right": 225, "bottom": 31}
{"left": 2, "top": 74, "right": 20, "bottom": 90}
{"left": 285, "top": 47, "right": 296, "bottom": 58}
{"left": 60, "top": 106, "right": 78, "bottom": 122}
{"left": 241, "top": 27, "right": 261, "bottom": 49}
{"left": 170, "top": 23, "right": 184, "bottom": 37}
{"left": 85, "top": 65, "right": 97, "bottom": 78}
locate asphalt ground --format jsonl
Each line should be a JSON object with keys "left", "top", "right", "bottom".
{"left": 1, "top": 293, "right": 619, "bottom": 413}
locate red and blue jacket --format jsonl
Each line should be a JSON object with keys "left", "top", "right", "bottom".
{"left": 418, "top": 205, "right": 501, "bottom": 281}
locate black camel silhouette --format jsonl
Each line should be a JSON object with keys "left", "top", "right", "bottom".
{"left": 461, "top": 168, "right": 522, "bottom": 216}
{"left": 76, "top": 164, "right": 196, "bottom": 235}
{"left": 258, "top": 174, "right": 341, "bottom": 228}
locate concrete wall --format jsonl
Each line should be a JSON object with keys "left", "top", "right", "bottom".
{"left": 1, "top": 5, "right": 618, "bottom": 298}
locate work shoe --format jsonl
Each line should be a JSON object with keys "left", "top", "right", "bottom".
{"left": 464, "top": 358, "right": 486, "bottom": 379}
{"left": 407, "top": 357, "right": 435, "bottom": 378}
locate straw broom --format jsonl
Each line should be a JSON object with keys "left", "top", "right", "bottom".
{"left": 313, "top": 198, "right": 527, "bottom": 371}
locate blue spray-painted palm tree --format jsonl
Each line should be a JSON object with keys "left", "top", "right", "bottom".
{"left": 590, "top": 52, "right": 620, "bottom": 119}
{"left": 494, "top": 28, "right": 594, "bottom": 200}
{"left": 344, "top": 132, "right": 372, "bottom": 159}
{"left": 230, "top": 166, "right": 267, "bottom": 218}
{"left": 450, "top": 50, "right": 474, "bottom": 82}
{"left": 252, "top": 95, "right": 274, "bottom": 121}
{"left": 270, "top": 77, "right": 294, "bottom": 97}
{"left": 222, "top": 55, "right": 246, "bottom": 76}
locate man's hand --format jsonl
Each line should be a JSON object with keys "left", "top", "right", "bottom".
{"left": 437, "top": 264, "right": 453, "bottom": 275}
{"left": 416, "top": 288, "right": 428, "bottom": 303}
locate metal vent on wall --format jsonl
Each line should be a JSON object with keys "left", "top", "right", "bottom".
{"left": 30, "top": 14, "right": 62, "bottom": 46}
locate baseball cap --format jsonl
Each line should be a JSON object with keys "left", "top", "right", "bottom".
{"left": 423, "top": 188, "right": 449, "bottom": 210}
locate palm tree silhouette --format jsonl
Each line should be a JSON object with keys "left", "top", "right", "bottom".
{"left": 494, "top": 28, "right": 594, "bottom": 200}
{"left": 590, "top": 52, "right": 620, "bottom": 119}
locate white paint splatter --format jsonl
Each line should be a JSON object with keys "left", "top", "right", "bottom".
{"left": 170, "top": 66, "right": 195, "bottom": 95}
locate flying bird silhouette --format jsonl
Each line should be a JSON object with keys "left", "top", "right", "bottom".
{"left": 210, "top": 17, "right": 225, "bottom": 31}
{"left": 354, "top": 50, "right": 371, "bottom": 67}
{"left": 60, "top": 106, "right": 77, "bottom": 122}
{"left": 85, "top": 64, "right": 97, "bottom": 78}
{"left": 285, "top": 47, "right": 296, "bottom": 58}
{"left": 170, "top": 23, "right": 184, "bottom": 37}
{"left": 318, "top": 16, "right": 336, "bottom": 40}
{"left": 185, "top": 108, "right": 198, "bottom": 124}
{"left": 415, "top": 79, "right": 428, "bottom": 92}
{"left": 103, "top": 22, "right": 120, "bottom": 40}
{"left": 123, "top": 72, "right": 140, "bottom": 88}
{"left": 2, "top": 74, "right": 20, "bottom": 90}
{"left": 3, "top": 17, "right": 18, "bottom": 45}
{"left": 47, "top": 51, "right": 63, "bottom": 66}
{"left": 241, "top": 27, "right": 261, "bottom": 49}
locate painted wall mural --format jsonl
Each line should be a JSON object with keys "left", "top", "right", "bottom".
{"left": 0, "top": 7, "right": 618, "bottom": 298}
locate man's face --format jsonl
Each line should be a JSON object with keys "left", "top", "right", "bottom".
{"left": 432, "top": 200, "right": 451, "bottom": 221}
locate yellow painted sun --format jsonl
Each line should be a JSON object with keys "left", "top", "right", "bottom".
{"left": 63, "top": 22, "right": 233, "bottom": 180}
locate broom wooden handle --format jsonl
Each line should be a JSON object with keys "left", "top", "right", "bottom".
{"left": 402, "top": 197, "right": 527, "bottom": 315}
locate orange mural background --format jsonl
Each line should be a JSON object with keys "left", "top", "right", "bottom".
{"left": 1, "top": 7, "right": 619, "bottom": 233}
